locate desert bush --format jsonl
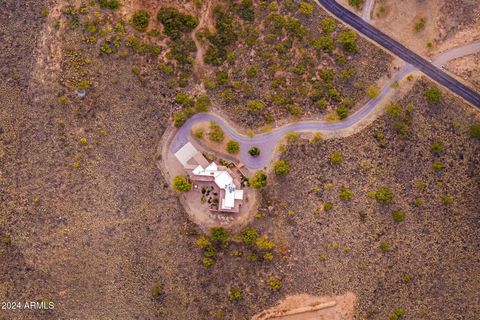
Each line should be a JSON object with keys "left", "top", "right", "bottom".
{"left": 379, "top": 241, "right": 391, "bottom": 253}
{"left": 324, "top": 202, "right": 333, "bottom": 212}
{"left": 348, "top": 0, "right": 364, "bottom": 9}
{"left": 226, "top": 140, "right": 240, "bottom": 154}
{"left": 250, "top": 171, "right": 267, "bottom": 189}
{"left": 151, "top": 283, "right": 162, "bottom": 298}
{"left": 131, "top": 10, "right": 150, "bottom": 32}
{"left": 173, "top": 111, "right": 188, "bottom": 127}
{"left": 98, "top": 0, "right": 120, "bottom": 10}
{"left": 442, "top": 194, "right": 454, "bottom": 205}
{"left": 249, "top": 146, "right": 261, "bottom": 157}
{"left": 321, "top": 17, "right": 337, "bottom": 33}
{"left": 391, "top": 210, "right": 405, "bottom": 223}
{"left": 432, "top": 160, "right": 444, "bottom": 171}
{"left": 241, "top": 227, "right": 258, "bottom": 245}
{"left": 175, "top": 92, "right": 193, "bottom": 106}
{"left": 228, "top": 287, "right": 242, "bottom": 301}
{"left": 193, "top": 128, "right": 204, "bottom": 139}
{"left": 339, "top": 187, "right": 353, "bottom": 201}
{"left": 246, "top": 66, "right": 258, "bottom": 78}
{"left": 268, "top": 277, "right": 282, "bottom": 290}
{"left": 273, "top": 160, "right": 290, "bottom": 175}
{"left": 330, "top": 151, "right": 343, "bottom": 164}
{"left": 211, "top": 227, "right": 229, "bottom": 243}
{"left": 367, "top": 85, "right": 381, "bottom": 99}
{"left": 424, "top": 87, "right": 442, "bottom": 103}
{"left": 256, "top": 236, "right": 275, "bottom": 250}
{"left": 247, "top": 100, "right": 265, "bottom": 112}
{"left": 173, "top": 176, "right": 192, "bottom": 192}
{"left": 299, "top": 2, "right": 314, "bottom": 14}
{"left": 388, "top": 307, "right": 405, "bottom": 320}
{"left": 157, "top": 8, "right": 198, "bottom": 39}
{"left": 414, "top": 17, "right": 426, "bottom": 32}
{"left": 203, "top": 257, "right": 215, "bottom": 267}
{"left": 285, "top": 132, "right": 300, "bottom": 143}
{"left": 338, "top": 30, "right": 358, "bottom": 53}
{"left": 469, "top": 124, "right": 480, "bottom": 138}
{"left": 209, "top": 122, "right": 224, "bottom": 143}
{"left": 311, "top": 132, "right": 323, "bottom": 144}
{"left": 374, "top": 187, "right": 394, "bottom": 204}
{"left": 430, "top": 141, "right": 444, "bottom": 155}
{"left": 194, "top": 95, "right": 210, "bottom": 112}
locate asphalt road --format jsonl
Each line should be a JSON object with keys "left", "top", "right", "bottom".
{"left": 315, "top": 0, "right": 480, "bottom": 108}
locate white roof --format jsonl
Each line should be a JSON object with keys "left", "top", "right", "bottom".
{"left": 214, "top": 171, "right": 233, "bottom": 189}
{"left": 174, "top": 142, "right": 198, "bottom": 166}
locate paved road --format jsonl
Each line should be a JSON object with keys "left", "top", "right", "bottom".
{"left": 315, "top": 0, "right": 480, "bottom": 108}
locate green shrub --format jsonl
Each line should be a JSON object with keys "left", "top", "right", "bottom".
{"left": 374, "top": 187, "right": 394, "bottom": 204}
{"left": 324, "top": 202, "right": 333, "bottom": 212}
{"left": 402, "top": 274, "right": 412, "bottom": 283}
{"left": 226, "top": 140, "right": 240, "bottom": 154}
{"left": 193, "top": 128, "right": 204, "bottom": 139}
{"left": 208, "top": 122, "right": 224, "bottom": 143}
{"left": 151, "top": 283, "right": 162, "bottom": 298}
{"left": 414, "top": 17, "right": 426, "bottom": 32}
{"left": 202, "top": 257, "right": 215, "bottom": 267}
{"left": 299, "top": 2, "right": 314, "bottom": 14}
{"left": 442, "top": 194, "right": 454, "bottom": 205}
{"left": 388, "top": 307, "right": 405, "bottom": 320}
{"left": 173, "top": 176, "right": 191, "bottom": 191}
{"left": 311, "top": 132, "right": 323, "bottom": 144}
{"left": 241, "top": 227, "right": 258, "bottom": 245}
{"left": 348, "top": 0, "right": 364, "bottom": 9}
{"left": 330, "top": 151, "right": 343, "bottom": 164}
{"left": 175, "top": 92, "right": 193, "bottom": 106}
{"left": 338, "top": 30, "right": 358, "bottom": 53}
{"left": 157, "top": 8, "right": 198, "bottom": 38}
{"left": 321, "top": 17, "right": 337, "bottom": 33}
{"left": 273, "top": 160, "right": 290, "bottom": 176}
{"left": 211, "top": 227, "right": 229, "bottom": 243}
{"left": 194, "top": 95, "right": 210, "bottom": 112}
{"left": 285, "top": 132, "right": 300, "bottom": 144}
{"left": 246, "top": 100, "right": 265, "bottom": 113}
{"left": 379, "top": 241, "right": 391, "bottom": 253}
{"left": 339, "top": 187, "right": 353, "bottom": 201}
{"left": 246, "top": 66, "right": 258, "bottom": 78}
{"left": 215, "top": 70, "right": 229, "bottom": 85}
{"left": 391, "top": 210, "right": 405, "bottom": 223}
{"left": 228, "top": 287, "right": 242, "bottom": 301}
{"left": 248, "top": 146, "right": 260, "bottom": 157}
{"left": 430, "top": 141, "right": 444, "bottom": 155}
{"left": 367, "top": 85, "right": 381, "bottom": 99}
{"left": 256, "top": 236, "right": 275, "bottom": 250}
{"left": 250, "top": 171, "right": 267, "bottom": 189}
{"left": 131, "top": 10, "right": 150, "bottom": 32}
{"left": 98, "top": 0, "right": 120, "bottom": 10}
{"left": 469, "top": 124, "right": 480, "bottom": 138}
{"left": 432, "top": 160, "right": 444, "bottom": 171}
{"left": 267, "top": 277, "right": 282, "bottom": 291}
{"left": 424, "top": 87, "right": 442, "bottom": 103}
{"left": 173, "top": 111, "right": 188, "bottom": 127}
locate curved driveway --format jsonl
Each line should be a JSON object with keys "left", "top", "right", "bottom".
{"left": 315, "top": 0, "right": 480, "bottom": 108}
{"left": 170, "top": 2, "right": 480, "bottom": 170}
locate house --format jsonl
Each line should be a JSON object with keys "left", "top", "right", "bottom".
{"left": 174, "top": 142, "right": 244, "bottom": 213}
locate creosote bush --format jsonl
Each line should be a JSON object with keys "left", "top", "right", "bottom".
{"left": 226, "top": 140, "right": 240, "bottom": 154}
{"left": 173, "top": 176, "right": 192, "bottom": 192}
{"left": 424, "top": 87, "right": 442, "bottom": 103}
{"left": 392, "top": 210, "right": 405, "bottom": 223}
{"left": 241, "top": 227, "right": 258, "bottom": 245}
{"left": 151, "top": 284, "right": 162, "bottom": 298}
{"left": 273, "top": 160, "right": 290, "bottom": 176}
{"left": 228, "top": 287, "right": 242, "bottom": 301}
{"left": 131, "top": 10, "right": 150, "bottom": 32}
{"left": 379, "top": 241, "right": 391, "bottom": 253}
{"left": 208, "top": 122, "right": 224, "bottom": 143}
{"left": 374, "top": 187, "right": 394, "bottom": 204}
{"left": 250, "top": 171, "right": 267, "bottom": 189}
{"left": 211, "top": 227, "right": 229, "bottom": 243}
{"left": 330, "top": 151, "right": 343, "bottom": 164}
{"left": 268, "top": 277, "right": 282, "bottom": 291}
{"left": 248, "top": 146, "right": 261, "bottom": 157}
{"left": 339, "top": 187, "right": 353, "bottom": 201}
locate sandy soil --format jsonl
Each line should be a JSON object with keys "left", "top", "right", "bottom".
{"left": 447, "top": 53, "right": 480, "bottom": 91}
{"left": 252, "top": 293, "right": 356, "bottom": 320}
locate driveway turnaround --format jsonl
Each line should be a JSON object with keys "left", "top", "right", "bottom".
{"left": 314, "top": 0, "right": 480, "bottom": 108}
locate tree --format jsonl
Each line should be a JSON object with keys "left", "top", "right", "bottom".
{"left": 250, "top": 171, "right": 267, "bottom": 189}
{"left": 374, "top": 187, "right": 394, "bottom": 204}
{"left": 226, "top": 140, "right": 240, "bottom": 154}
{"left": 131, "top": 10, "right": 150, "bottom": 32}
{"left": 173, "top": 176, "right": 191, "bottom": 192}
{"left": 273, "top": 160, "right": 290, "bottom": 175}
{"left": 248, "top": 146, "right": 260, "bottom": 157}
{"left": 424, "top": 87, "right": 442, "bottom": 103}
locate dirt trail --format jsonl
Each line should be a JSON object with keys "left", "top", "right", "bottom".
{"left": 192, "top": 1, "right": 215, "bottom": 80}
